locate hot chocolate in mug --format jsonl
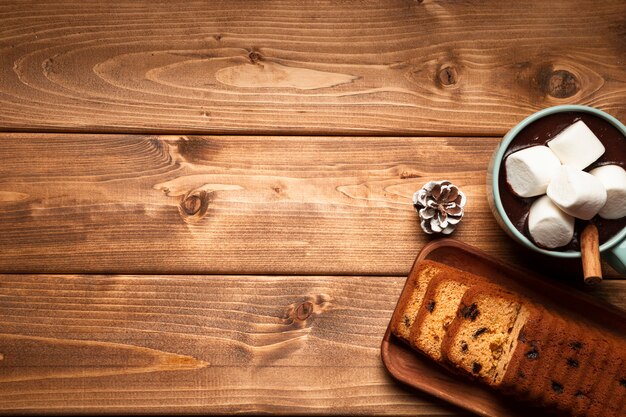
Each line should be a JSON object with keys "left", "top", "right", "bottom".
{"left": 487, "top": 105, "right": 626, "bottom": 275}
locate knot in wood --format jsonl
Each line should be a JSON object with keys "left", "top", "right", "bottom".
{"left": 438, "top": 66, "right": 457, "bottom": 87}
{"left": 295, "top": 301, "right": 314, "bottom": 321}
{"left": 248, "top": 50, "right": 262, "bottom": 64}
{"left": 282, "top": 294, "right": 329, "bottom": 328}
{"left": 547, "top": 70, "right": 579, "bottom": 98}
{"left": 182, "top": 194, "right": 202, "bottom": 215}
{"left": 178, "top": 190, "right": 210, "bottom": 222}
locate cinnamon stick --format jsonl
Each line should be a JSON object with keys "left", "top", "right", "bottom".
{"left": 581, "top": 223, "right": 602, "bottom": 285}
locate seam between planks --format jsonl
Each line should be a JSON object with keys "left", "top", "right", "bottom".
{"left": 0, "top": 128, "right": 505, "bottom": 138}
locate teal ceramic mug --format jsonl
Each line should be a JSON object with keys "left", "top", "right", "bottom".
{"left": 487, "top": 105, "right": 626, "bottom": 275}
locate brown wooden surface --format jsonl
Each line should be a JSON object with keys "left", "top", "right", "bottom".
{"left": 1, "top": 0, "right": 625, "bottom": 135}
{"left": 0, "top": 133, "right": 516, "bottom": 275}
{"left": 0, "top": 274, "right": 624, "bottom": 415}
{"left": 1, "top": 0, "right": 626, "bottom": 415}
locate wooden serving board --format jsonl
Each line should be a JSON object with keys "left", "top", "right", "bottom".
{"left": 380, "top": 239, "right": 626, "bottom": 417}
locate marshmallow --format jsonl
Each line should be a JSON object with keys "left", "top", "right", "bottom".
{"left": 589, "top": 165, "right": 626, "bottom": 219}
{"left": 528, "top": 195, "right": 575, "bottom": 249}
{"left": 505, "top": 146, "right": 561, "bottom": 197}
{"left": 547, "top": 120, "right": 605, "bottom": 169}
{"left": 546, "top": 165, "right": 607, "bottom": 220}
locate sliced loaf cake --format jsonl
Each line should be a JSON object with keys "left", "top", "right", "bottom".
{"left": 391, "top": 260, "right": 626, "bottom": 416}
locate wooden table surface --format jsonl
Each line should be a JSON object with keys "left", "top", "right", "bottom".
{"left": 1, "top": 1, "right": 625, "bottom": 415}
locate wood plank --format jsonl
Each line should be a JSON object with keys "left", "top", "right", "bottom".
{"left": 0, "top": 274, "right": 624, "bottom": 414}
{"left": 0, "top": 133, "right": 622, "bottom": 278}
{"left": 0, "top": 0, "right": 625, "bottom": 135}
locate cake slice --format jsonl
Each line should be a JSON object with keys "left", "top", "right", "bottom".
{"left": 497, "top": 305, "right": 555, "bottom": 397}
{"left": 441, "top": 284, "right": 531, "bottom": 384}
{"left": 409, "top": 270, "right": 481, "bottom": 361}
{"left": 389, "top": 260, "right": 444, "bottom": 343}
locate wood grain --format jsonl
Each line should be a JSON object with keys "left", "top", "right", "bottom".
{"left": 0, "top": 132, "right": 539, "bottom": 276}
{"left": 1, "top": 0, "right": 625, "bottom": 135}
{"left": 0, "top": 274, "right": 624, "bottom": 414}
{"left": 1, "top": 132, "right": 622, "bottom": 278}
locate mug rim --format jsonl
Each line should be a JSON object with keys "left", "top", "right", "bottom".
{"left": 491, "top": 104, "right": 626, "bottom": 259}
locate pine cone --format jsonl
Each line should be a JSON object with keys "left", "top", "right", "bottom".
{"left": 413, "top": 180, "right": 466, "bottom": 235}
